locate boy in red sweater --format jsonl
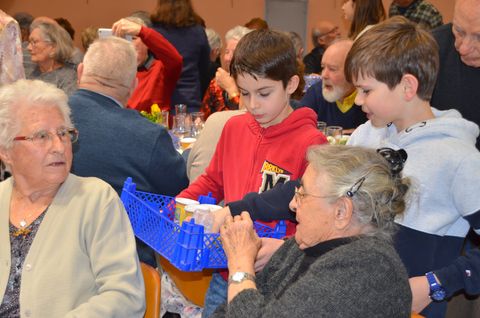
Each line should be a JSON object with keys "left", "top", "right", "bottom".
{"left": 177, "top": 29, "right": 327, "bottom": 317}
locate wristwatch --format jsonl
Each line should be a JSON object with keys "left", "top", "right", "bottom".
{"left": 228, "top": 272, "right": 255, "bottom": 285}
{"left": 426, "top": 271, "right": 446, "bottom": 302}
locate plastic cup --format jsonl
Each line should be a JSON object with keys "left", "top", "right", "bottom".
{"left": 175, "top": 198, "right": 199, "bottom": 224}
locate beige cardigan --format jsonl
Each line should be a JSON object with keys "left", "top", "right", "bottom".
{"left": 0, "top": 174, "right": 145, "bottom": 317}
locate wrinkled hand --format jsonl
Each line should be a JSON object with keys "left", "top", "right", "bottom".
{"left": 112, "top": 18, "right": 141, "bottom": 38}
{"left": 210, "top": 207, "right": 232, "bottom": 233}
{"left": 409, "top": 275, "right": 432, "bottom": 314}
{"left": 215, "top": 68, "right": 238, "bottom": 96}
{"left": 220, "top": 212, "right": 261, "bottom": 270}
{"left": 254, "top": 237, "right": 285, "bottom": 272}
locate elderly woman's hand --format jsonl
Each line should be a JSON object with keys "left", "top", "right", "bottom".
{"left": 112, "top": 18, "right": 141, "bottom": 38}
{"left": 220, "top": 212, "right": 261, "bottom": 271}
{"left": 215, "top": 68, "right": 238, "bottom": 98}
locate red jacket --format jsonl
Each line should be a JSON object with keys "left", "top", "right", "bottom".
{"left": 127, "top": 26, "right": 182, "bottom": 112}
{"left": 178, "top": 107, "right": 327, "bottom": 234}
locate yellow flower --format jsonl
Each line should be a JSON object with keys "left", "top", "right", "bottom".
{"left": 151, "top": 103, "right": 161, "bottom": 115}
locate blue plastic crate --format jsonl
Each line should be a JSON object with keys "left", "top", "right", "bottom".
{"left": 121, "top": 177, "right": 287, "bottom": 271}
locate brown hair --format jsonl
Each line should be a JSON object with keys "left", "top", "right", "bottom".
{"left": 348, "top": 0, "right": 386, "bottom": 39}
{"left": 244, "top": 17, "right": 269, "bottom": 30}
{"left": 345, "top": 16, "right": 439, "bottom": 101}
{"left": 151, "top": 0, "right": 204, "bottom": 28}
{"left": 230, "top": 30, "right": 302, "bottom": 91}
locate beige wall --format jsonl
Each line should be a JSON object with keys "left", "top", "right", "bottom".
{"left": 4, "top": 0, "right": 454, "bottom": 52}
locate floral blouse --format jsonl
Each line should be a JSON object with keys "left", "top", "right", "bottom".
{"left": 0, "top": 212, "right": 46, "bottom": 317}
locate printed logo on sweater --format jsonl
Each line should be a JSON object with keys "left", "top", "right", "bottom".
{"left": 258, "top": 160, "right": 291, "bottom": 193}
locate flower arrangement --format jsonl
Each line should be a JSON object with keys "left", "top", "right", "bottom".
{"left": 140, "top": 104, "right": 163, "bottom": 123}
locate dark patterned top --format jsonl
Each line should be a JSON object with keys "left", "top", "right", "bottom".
{"left": 200, "top": 79, "right": 240, "bottom": 120}
{"left": 389, "top": 0, "right": 443, "bottom": 30}
{"left": 0, "top": 212, "right": 46, "bottom": 317}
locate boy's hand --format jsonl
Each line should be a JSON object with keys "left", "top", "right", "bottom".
{"left": 210, "top": 206, "right": 232, "bottom": 233}
{"left": 409, "top": 275, "right": 432, "bottom": 314}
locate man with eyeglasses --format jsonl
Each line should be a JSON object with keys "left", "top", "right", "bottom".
{"left": 431, "top": 0, "right": 480, "bottom": 150}
{"left": 303, "top": 20, "right": 340, "bottom": 75}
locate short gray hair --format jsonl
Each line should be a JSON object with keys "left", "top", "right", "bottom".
{"left": 225, "top": 25, "right": 252, "bottom": 43}
{"left": 0, "top": 79, "right": 72, "bottom": 149}
{"left": 31, "top": 22, "right": 74, "bottom": 64}
{"left": 307, "top": 145, "right": 410, "bottom": 239}
{"left": 126, "top": 16, "right": 146, "bottom": 27}
{"left": 205, "top": 28, "right": 222, "bottom": 50}
{"left": 82, "top": 37, "right": 137, "bottom": 91}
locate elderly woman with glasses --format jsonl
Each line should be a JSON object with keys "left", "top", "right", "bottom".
{"left": 211, "top": 145, "right": 412, "bottom": 317}
{"left": 0, "top": 80, "right": 145, "bottom": 317}
{"left": 26, "top": 21, "right": 77, "bottom": 95}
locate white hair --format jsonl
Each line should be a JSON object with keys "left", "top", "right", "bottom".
{"left": 82, "top": 37, "right": 137, "bottom": 91}
{"left": 0, "top": 79, "right": 72, "bottom": 149}
{"left": 225, "top": 25, "right": 252, "bottom": 42}
{"left": 205, "top": 28, "right": 222, "bottom": 50}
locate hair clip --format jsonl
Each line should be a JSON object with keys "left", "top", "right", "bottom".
{"left": 376, "top": 148, "right": 407, "bottom": 176}
{"left": 346, "top": 177, "right": 366, "bottom": 197}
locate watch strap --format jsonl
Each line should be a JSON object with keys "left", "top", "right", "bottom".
{"left": 228, "top": 272, "right": 255, "bottom": 285}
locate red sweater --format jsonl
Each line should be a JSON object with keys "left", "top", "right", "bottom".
{"left": 127, "top": 26, "right": 182, "bottom": 113}
{"left": 178, "top": 107, "right": 327, "bottom": 235}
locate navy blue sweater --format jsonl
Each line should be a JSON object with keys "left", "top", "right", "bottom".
{"left": 152, "top": 24, "right": 210, "bottom": 112}
{"left": 70, "top": 89, "right": 188, "bottom": 196}
{"left": 299, "top": 80, "right": 367, "bottom": 129}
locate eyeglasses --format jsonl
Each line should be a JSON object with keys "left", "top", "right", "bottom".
{"left": 28, "top": 39, "right": 52, "bottom": 48}
{"left": 319, "top": 26, "right": 339, "bottom": 38}
{"left": 294, "top": 186, "right": 332, "bottom": 206}
{"left": 13, "top": 128, "right": 79, "bottom": 146}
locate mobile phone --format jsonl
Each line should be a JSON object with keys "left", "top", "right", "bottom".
{"left": 97, "top": 28, "right": 113, "bottom": 38}
{"left": 97, "top": 28, "right": 132, "bottom": 41}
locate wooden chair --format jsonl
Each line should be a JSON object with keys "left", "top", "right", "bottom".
{"left": 141, "top": 262, "right": 161, "bottom": 318}
{"left": 157, "top": 254, "right": 213, "bottom": 307}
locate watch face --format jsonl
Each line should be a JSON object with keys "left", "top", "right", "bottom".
{"left": 431, "top": 289, "right": 446, "bottom": 301}
{"left": 232, "top": 272, "right": 245, "bottom": 282}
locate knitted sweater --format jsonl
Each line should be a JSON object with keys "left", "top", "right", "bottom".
{"left": 211, "top": 236, "right": 411, "bottom": 318}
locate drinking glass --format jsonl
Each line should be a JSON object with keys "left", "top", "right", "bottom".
{"left": 190, "top": 112, "right": 205, "bottom": 137}
{"left": 175, "top": 104, "right": 187, "bottom": 115}
{"left": 173, "top": 113, "right": 192, "bottom": 139}
{"left": 326, "top": 126, "right": 343, "bottom": 144}
{"left": 158, "top": 110, "right": 169, "bottom": 129}
{"left": 316, "top": 121, "right": 327, "bottom": 134}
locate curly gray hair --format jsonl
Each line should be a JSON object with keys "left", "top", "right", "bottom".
{"left": 307, "top": 145, "right": 410, "bottom": 239}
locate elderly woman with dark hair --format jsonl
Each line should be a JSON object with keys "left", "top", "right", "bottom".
{"left": 0, "top": 79, "right": 145, "bottom": 317}
{"left": 26, "top": 21, "right": 77, "bottom": 95}
{"left": 212, "top": 145, "right": 412, "bottom": 317}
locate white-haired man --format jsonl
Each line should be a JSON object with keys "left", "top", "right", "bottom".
{"left": 431, "top": 0, "right": 480, "bottom": 150}
{"left": 69, "top": 37, "right": 188, "bottom": 266}
{"left": 300, "top": 39, "right": 366, "bottom": 131}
